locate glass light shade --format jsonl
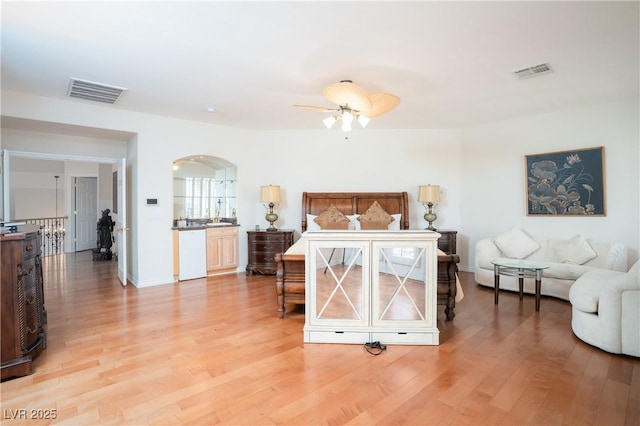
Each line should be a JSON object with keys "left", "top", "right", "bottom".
{"left": 357, "top": 115, "right": 370, "bottom": 128}
{"left": 261, "top": 185, "right": 281, "bottom": 203}
{"left": 341, "top": 121, "right": 352, "bottom": 132}
{"left": 323, "top": 116, "right": 337, "bottom": 129}
{"left": 418, "top": 185, "right": 441, "bottom": 203}
{"left": 342, "top": 110, "right": 354, "bottom": 125}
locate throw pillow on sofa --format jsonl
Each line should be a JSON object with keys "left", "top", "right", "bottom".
{"left": 493, "top": 227, "right": 540, "bottom": 259}
{"left": 554, "top": 234, "right": 597, "bottom": 265}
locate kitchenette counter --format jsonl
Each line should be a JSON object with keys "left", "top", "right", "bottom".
{"left": 172, "top": 223, "right": 240, "bottom": 231}
{"left": 172, "top": 223, "right": 240, "bottom": 279}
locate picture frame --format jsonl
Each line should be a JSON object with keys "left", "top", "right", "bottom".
{"left": 525, "top": 146, "right": 605, "bottom": 216}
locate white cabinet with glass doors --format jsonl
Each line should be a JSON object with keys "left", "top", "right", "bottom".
{"left": 303, "top": 230, "right": 440, "bottom": 345}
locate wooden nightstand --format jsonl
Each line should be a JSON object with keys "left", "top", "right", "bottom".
{"left": 246, "top": 230, "right": 294, "bottom": 275}
{"left": 436, "top": 230, "right": 457, "bottom": 254}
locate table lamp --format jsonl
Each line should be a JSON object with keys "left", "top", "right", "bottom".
{"left": 418, "top": 185, "right": 440, "bottom": 230}
{"left": 261, "top": 185, "right": 281, "bottom": 231}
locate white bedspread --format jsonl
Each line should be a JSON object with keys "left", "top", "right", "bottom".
{"left": 284, "top": 238, "right": 464, "bottom": 303}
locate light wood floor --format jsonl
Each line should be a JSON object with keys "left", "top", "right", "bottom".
{"left": 1, "top": 251, "right": 638, "bottom": 425}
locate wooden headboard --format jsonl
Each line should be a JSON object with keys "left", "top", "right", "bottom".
{"left": 301, "top": 192, "right": 409, "bottom": 232}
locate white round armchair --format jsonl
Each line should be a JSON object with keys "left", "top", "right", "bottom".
{"left": 569, "top": 260, "right": 639, "bottom": 357}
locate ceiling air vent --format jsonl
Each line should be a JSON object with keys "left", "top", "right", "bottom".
{"left": 513, "top": 63, "right": 553, "bottom": 80}
{"left": 67, "top": 78, "right": 127, "bottom": 104}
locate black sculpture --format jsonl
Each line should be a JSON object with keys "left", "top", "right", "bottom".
{"left": 93, "top": 209, "right": 114, "bottom": 261}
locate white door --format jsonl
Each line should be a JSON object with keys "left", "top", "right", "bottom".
{"left": 116, "top": 159, "right": 128, "bottom": 286}
{"left": 75, "top": 177, "right": 98, "bottom": 251}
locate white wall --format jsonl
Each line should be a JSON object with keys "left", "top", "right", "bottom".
{"left": 2, "top": 91, "right": 638, "bottom": 287}
{"left": 460, "top": 99, "right": 639, "bottom": 270}
{"left": 1, "top": 92, "right": 257, "bottom": 287}
{"left": 7, "top": 157, "right": 64, "bottom": 219}
{"left": 1, "top": 127, "right": 127, "bottom": 159}
{"left": 98, "top": 163, "right": 113, "bottom": 214}
{"left": 250, "top": 128, "right": 462, "bottom": 236}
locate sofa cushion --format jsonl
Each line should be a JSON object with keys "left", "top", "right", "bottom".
{"left": 603, "top": 242, "right": 628, "bottom": 270}
{"left": 544, "top": 263, "right": 594, "bottom": 280}
{"left": 554, "top": 235, "right": 597, "bottom": 265}
{"left": 493, "top": 227, "right": 540, "bottom": 259}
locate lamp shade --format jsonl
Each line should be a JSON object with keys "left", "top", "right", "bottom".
{"left": 261, "top": 185, "right": 281, "bottom": 203}
{"left": 418, "top": 185, "right": 441, "bottom": 203}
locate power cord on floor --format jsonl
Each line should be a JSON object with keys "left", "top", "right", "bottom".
{"left": 364, "top": 341, "right": 387, "bottom": 356}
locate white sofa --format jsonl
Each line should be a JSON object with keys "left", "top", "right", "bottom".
{"left": 569, "top": 261, "right": 639, "bottom": 357}
{"left": 475, "top": 228, "right": 628, "bottom": 301}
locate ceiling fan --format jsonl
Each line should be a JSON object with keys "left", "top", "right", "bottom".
{"left": 294, "top": 80, "right": 400, "bottom": 131}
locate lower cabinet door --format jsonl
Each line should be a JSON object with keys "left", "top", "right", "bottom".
{"left": 178, "top": 230, "right": 207, "bottom": 280}
{"left": 207, "top": 227, "right": 239, "bottom": 273}
{"left": 222, "top": 234, "right": 238, "bottom": 268}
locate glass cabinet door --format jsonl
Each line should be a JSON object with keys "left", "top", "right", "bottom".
{"left": 308, "top": 241, "right": 369, "bottom": 327}
{"left": 371, "top": 241, "right": 435, "bottom": 328}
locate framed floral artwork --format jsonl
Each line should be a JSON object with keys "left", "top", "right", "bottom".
{"left": 525, "top": 146, "right": 605, "bottom": 216}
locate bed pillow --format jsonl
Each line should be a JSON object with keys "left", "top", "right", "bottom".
{"left": 352, "top": 214, "right": 401, "bottom": 230}
{"left": 554, "top": 235, "right": 597, "bottom": 265}
{"left": 357, "top": 201, "right": 395, "bottom": 230}
{"left": 494, "top": 227, "right": 540, "bottom": 259}
{"left": 346, "top": 215, "right": 358, "bottom": 230}
{"left": 388, "top": 214, "right": 401, "bottom": 230}
{"left": 306, "top": 214, "right": 321, "bottom": 231}
{"left": 313, "top": 205, "right": 350, "bottom": 230}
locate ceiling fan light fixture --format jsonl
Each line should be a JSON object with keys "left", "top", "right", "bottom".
{"left": 295, "top": 80, "right": 400, "bottom": 132}
{"left": 323, "top": 116, "right": 337, "bottom": 129}
{"left": 361, "top": 92, "right": 401, "bottom": 118}
{"left": 342, "top": 110, "right": 354, "bottom": 125}
{"left": 323, "top": 80, "right": 372, "bottom": 112}
{"left": 357, "top": 115, "right": 370, "bottom": 128}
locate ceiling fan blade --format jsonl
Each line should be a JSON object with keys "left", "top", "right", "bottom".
{"left": 360, "top": 92, "right": 401, "bottom": 118}
{"left": 323, "top": 80, "right": 372, "bottom": 112}
{"left": 293, "top": 104, "right": 338, "bottom": 113}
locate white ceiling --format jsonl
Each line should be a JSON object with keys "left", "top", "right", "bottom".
{"left": 1, "top": 1, "right": 638, "bottom": 132}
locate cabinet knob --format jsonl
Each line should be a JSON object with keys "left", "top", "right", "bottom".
{"left": 26, "top": 243, "right": 34, "bottom": 252}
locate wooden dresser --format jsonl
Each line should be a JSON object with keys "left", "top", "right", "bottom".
{"left": 436, "top": 230, "right": 457, "bottom": 254}
{"left": 246, "top": 230, "right": 294, "bottom": 275}
{"left": 1, "top": 228, "right": 47, "bottom": 380}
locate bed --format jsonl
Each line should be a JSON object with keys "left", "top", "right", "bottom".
{"left": 275, "top": 192, "right": 461, "bottom": 320}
